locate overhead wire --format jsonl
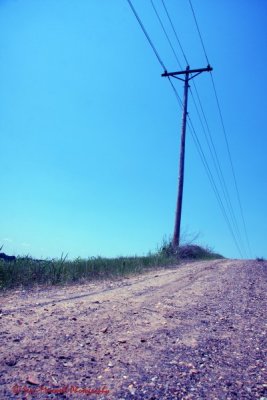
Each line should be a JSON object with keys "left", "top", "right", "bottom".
{"left": 161, "top": 0, "right": 189, "bottom": 66}
{"left": 150, "top": 0, "right": 183, "bottom": 69}
{"left": 150, "top": 0, "right": 245, "bottom": 256}
{"left": 210, "top": 75, "right": 252, "bottom": 257}
{"left": 189, "top": 86, "right": 247, "bottom": 257}
{"left": 126, "top": 1, "right": 182, "bottom": 115}
{"left": 188, "top": 0, "right": 252, "bottom": 257}
{"left": 188, "top": 0, "right": 209, "bottom": 65}
{"left": 167, "top": 75, "right": 244, "bottom": 258}
{"left": 126, "top": 0, "right": 167, "bottom": 71}
{"left": 187, "top": 116, "right": 244, "bottom": 258}
{"left": 160, "top": 0, "right": 242, "bottom": 240}
{"left": 126, "top": 0, "right": 247, "bottom": 257}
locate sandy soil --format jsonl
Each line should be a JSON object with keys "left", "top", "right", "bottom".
{"left": 0, "top": 259, "right": 266, "bottom": 399}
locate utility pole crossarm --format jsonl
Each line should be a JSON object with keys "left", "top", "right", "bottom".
{"left": 162, "top": 65, "right": 212, "bottom": 78}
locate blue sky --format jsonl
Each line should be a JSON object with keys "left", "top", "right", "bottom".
{"left": 0, "top": 0, "right": 266, "bottom": 259}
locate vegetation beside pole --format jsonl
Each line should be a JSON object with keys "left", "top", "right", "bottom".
{"left": 0, "top": 245, "right": 222, "bottom": 290}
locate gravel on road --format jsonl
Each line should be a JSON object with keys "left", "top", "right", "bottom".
{"left": 0, "top": 259, "right": 266, "bottom": 399}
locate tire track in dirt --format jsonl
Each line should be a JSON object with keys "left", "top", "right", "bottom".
{"left": 2, "top": 260, "right": 224, "bottom": 315}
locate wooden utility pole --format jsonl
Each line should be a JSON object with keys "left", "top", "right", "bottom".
{"left": 162, "top": 65, "right": 212, "bottom": 249}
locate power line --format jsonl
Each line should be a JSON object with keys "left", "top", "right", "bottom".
{"left": 210, "top": 73, "right": 252, "bottom": 256}
{"left": 152, "top": 0, "right": 246, "bottom": 255}
{"left": 188, "top": 0, "right": 209, "bottom": 65}
{"left": 150, "top": 0, "right": 183, "bottom": 69}
{"left": 127, "top": 0, "right": 248, "bottom": 257}
{"left": 187, "top": 116, "right": 243, "bottom": 258}
{"left": 126, "top": 0, "right": 167, "bottom": 71}
{"left": 189, "top": 86, "right": 247, "bottom": 257}
{"left": 161, "top": 0, "right": 189, "bottom": 66}
{"left": 168, "top": 79, "right": 243, "bottom": 257}
{"left": 127, "top": 0, "right": 183, "bottom": 116}
{"left": 188, "top": 0, "right": 252, "bottom": 257}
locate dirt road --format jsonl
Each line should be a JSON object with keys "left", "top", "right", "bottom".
{"left": 1, "top": 259, "right": 266, "bottom": 399}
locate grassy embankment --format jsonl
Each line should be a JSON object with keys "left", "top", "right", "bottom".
{"left": 0, "top": 245, "right": 223, "bottom": 290}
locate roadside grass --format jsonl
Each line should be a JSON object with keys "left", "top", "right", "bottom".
{"left": 0, "top": 244, "right": 223, "bottom": 290}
